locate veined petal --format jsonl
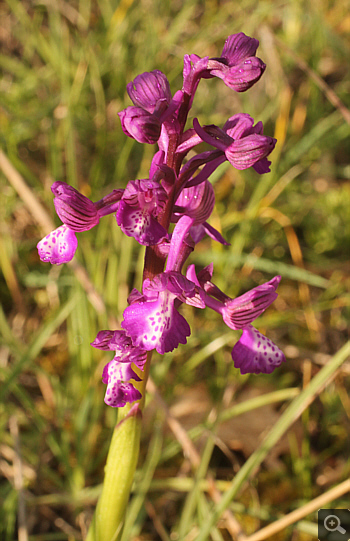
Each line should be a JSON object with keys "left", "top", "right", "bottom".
{"left": 223, "top": 113, "right": 256, "bottom": 140}
{"left": 37, "top": 225, "right": 77, "bottom": 265}
{"left": 90, "top": 330, "right": 116, "bottom": 350}
{"left": 174, "top": 180, "right": 215, "bottom": 226}
{"left": 225, "top": 134, "right": 276, "bottom": 170}
{"left": 221, "top": 33, "right": 259, "bottom": 65}
{"left": 231, "top": 325, "right": 286, "bottom": 375}
{"left": 211, "top": 57, "right": 265, "bottom": 93}
{"left": 127, "top": 70, "right": 171, "bottom": 113}
{"left": 222, "top": 276, "right": 280, "bottom": 330}
{"left": 52, "top": 182, "right": 99, "bottom": 232}
{"left": 91, "top": 329, "right": 147, "bottom": 367}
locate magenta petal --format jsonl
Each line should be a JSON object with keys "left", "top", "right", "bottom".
{"left": 232, "top": 325, "right": 286, "bottom": 375}
{"left": 122, "top": 291, "right": 191, "bottom": 354}
{"left": 225, "top": 134, "right": 276, "bottom": 170}
{"left": 90, "top": 330, "right": 116, "bottom": 350}
{"left": 212, "top": 57, "right": 265, "bottom": 93}
{"left": 103, "top": 360, "right": 142, "bottom": 408}
{"left": 142, "top": 271, "right": 204, "bottom": 308}
{"left": 175, "top": 180, "right": 215, "bottom": 226}
{"left": 105, "top": 382, "right": 141, "bottom": 407}
{"left": 118, "top": 106, "right": 161, "bottom": 144}
{"left": 117, "top": 200, "right": 167, "bottom": 245}
{"left": 91, "top": 328, "right": 147, "bottom": 367}
{"left": 221, "top": 33, "right": 259, "bottom": 65}
{"left": 223, "top": 114, "right": 256, "bottom": 140}
{"left": 37, "top": 225, "right": 77, "bottom": 265}
{"left": 253, "top": 157, "right": 272, "bottom": 174}
{"left": 202, "top": 222, "right": 230, "bottom": 245}
{"left": 116, "top": 179, "right": 168, "bottom": 246}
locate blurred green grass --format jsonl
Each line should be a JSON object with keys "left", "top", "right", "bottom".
{"left": 0, "top": 0, "right": 349, "bottom": 539}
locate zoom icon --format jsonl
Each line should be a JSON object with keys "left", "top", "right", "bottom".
{"left": 318, "top": 509, "right": 350, "bottom": 540}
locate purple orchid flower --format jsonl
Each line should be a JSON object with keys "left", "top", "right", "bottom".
{"left": 193, "top": 114, "right": 276, "bottom": 174}
{"left": 208, "top": 33, "right": 266, "bottom": 92}
{"left": 91, "top": 329, "right": 147, "bottom": 407}
{"left": 172, "top": 181, "right": 229, "bottom": 246}
{"left": 186, "top": 265, "right": 285, "bottom": 374}
{"left": 119, "top": 70, "right": 174, "bottom": 144}
{"left": 121, "top": 271, "right": 204, "bottom": 355}
{"left": 37, "top": 182, "right": 123, "bottom": 265}
{"left": 116, "top": 179, "right": 168, "bottom": 245}
{"left": 182, "top": 32, "right": 265, "bottom": 102}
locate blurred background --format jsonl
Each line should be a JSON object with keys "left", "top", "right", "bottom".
{"left": 0, "top": 0, "right": 349, "bottom": 539}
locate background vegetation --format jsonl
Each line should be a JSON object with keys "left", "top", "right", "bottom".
{"left": 0, "top": 0, "right": 349, "bottom": 539}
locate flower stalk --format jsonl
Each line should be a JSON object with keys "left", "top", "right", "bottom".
{"left": 85, "top": 353, "right": 151, "bottom": 541}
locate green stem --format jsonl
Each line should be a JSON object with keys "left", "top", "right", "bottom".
{"left": 85, "top": 353, "right": 152, "bottom": 541}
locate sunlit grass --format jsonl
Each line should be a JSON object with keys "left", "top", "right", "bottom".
{"left": 0, "top": 0, "right": 349, "bottom": 539}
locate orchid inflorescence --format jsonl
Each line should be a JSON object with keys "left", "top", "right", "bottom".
{"left": 37, "top": 33, "right": 286, "bottom": 408}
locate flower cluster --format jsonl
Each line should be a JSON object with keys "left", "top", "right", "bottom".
{"left": 37, "top": 33, "right": 285, "bottom": 407}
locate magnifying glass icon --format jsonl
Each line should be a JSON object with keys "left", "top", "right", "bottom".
{"left": 324, "top": 514, "right": 346, "bottom": 534}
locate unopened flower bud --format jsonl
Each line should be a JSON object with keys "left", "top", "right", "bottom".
{"left": 127, "top": 70, "right": 172, "bottom": 113}
{"left": 118, "top": 106, "right": 162, "bottom": 144}
{"left": 216, "top": 56, "right": 266, "bottom": 92}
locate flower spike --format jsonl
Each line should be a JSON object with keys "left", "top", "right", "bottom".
{"left": 37, "top": 31, "right": 285, "bottom": 413}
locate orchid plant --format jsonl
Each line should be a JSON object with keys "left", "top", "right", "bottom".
{"left": 37, "top": 33, "right": 285, "bottom": 540}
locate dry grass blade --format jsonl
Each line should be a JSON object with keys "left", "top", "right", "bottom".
{"left": 9, "top": 416, "right": 28, "bottom": 541}
{"left": 273, "top": 35, "right": 350, "bottom": 125}
{"left": 245, "top": 479, "right": 350, "bottom": 541}
{"left": 0, "top": 150, "right": 54, "bottom": 233}
{"left": 147, "top": 377, "right": 246, "bottom": 540}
